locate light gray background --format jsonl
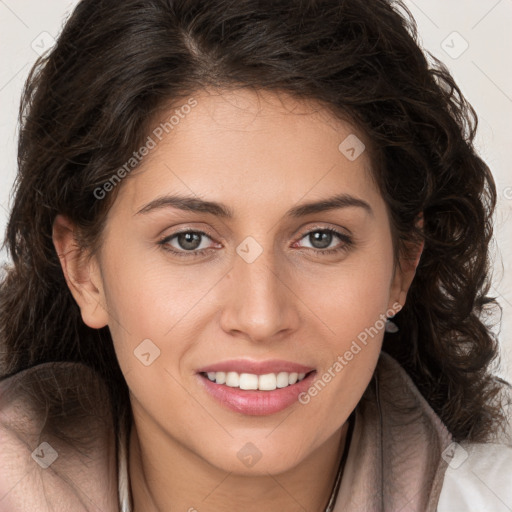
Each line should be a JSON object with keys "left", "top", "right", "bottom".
{"left": 1, "top": 1, "right": 511, "bottom": 382}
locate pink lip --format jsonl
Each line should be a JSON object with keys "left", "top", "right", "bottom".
{"left": 196, "top": 359, "right": 315, "bottom": 375}
{"left": 196, "top": 370, "right": 317, "bottom": 416}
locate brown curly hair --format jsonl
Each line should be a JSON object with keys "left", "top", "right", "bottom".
{"left": 1, "top": 0, "right": 510, "bottom": 444}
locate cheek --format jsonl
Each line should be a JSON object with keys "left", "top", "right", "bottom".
{"left": 97, "top": 240, "right": 169, "bottom": 365}
{"left": 100, "top": 236, "right": 179, "bottom": 330}
{"left": 301, "top": 234, "right": 395, "bottom": 339}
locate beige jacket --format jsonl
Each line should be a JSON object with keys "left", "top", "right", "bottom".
{"left": 0, "top": 352, "right": 510, "bottom": 511}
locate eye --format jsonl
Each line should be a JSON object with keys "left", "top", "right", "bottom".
{"left": 294, "top": 227, "right": 353, "bottom": 255}
{"left": 158, "top": 230, "right": 218, "bottom": 257}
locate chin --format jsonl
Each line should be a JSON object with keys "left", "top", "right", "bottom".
{"left": 200, "top": 440, "right": 307, "bottom": 477}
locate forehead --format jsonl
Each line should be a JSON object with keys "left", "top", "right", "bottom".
{"left": 108, "top": 88, "right": 381, "bottom": 219}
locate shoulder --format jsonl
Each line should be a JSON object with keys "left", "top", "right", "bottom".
{"left": 0, "top": 362, "right": 119, "bottom": 511}
{"left": 437, "top": 441, "right": 512, "bottom": 512}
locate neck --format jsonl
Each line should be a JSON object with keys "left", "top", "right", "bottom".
{"left": 128, "top": 412, "right": 350, "bottom": 512}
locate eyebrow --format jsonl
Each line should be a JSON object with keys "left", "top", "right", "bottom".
{"left": 135, "top": 193, "right": 373, "bottom": 218}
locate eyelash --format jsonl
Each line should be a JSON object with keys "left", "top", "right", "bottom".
{"left": 158, "top": 227, "right": 353, "bottom": 258}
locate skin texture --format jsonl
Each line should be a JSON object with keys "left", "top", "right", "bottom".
{"left": 52, "top": 89, "right": 421, "bottom": 511}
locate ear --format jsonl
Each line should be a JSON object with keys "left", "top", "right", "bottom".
{"left": 388, "top": 214, "right": 424, "bottom": 312}
{"left": 52, "top": 214, "right": 109, "bottom": 329}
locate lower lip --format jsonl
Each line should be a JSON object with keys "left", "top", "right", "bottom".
{"left": 197, "top": 371, "right": 317, "bottom": 416}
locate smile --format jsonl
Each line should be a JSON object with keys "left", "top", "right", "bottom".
{"left": 196, "top": 360, "right": 317, "bottom": 416}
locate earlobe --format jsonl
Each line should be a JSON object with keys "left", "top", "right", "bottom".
{"left": 52, "top": 214, "right": 109, "bottom": 329}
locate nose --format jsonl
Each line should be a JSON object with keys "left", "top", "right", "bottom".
{"left": 218, "top": 245, "right": 300, "bottom": 344}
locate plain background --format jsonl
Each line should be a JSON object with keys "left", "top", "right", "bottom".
{"left": 0, "top": 0, "right": 511, "bottom": 383}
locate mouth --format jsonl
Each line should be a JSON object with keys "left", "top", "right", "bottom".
{"left": 195, "top": 360, "right": 317, "bottom": 416}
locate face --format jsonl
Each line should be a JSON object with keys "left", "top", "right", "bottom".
{"left": 55, "top": 88, "right": 415, "bottom": 476}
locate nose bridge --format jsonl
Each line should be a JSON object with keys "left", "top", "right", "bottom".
{"left": 220, "top": 239, "right": 297, "bottom": 340}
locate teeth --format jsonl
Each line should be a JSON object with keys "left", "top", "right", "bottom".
{"left": 276, "top": 372, "right": 289, "bottom": 388}
{"left": 204, "top": 370, "right": 309, "bottom": 390}
{"left": 225, "top": 371, "right": 239, "bottom": 387}
{"left": 259, "top": 373, "right": 276, "bottom": 390}
{"left": 239, "top": 373, "right": 258, "bottom": 390}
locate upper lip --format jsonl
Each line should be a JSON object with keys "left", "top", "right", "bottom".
{"left": 196, "top": 359, "right": 315, "bottom": 375}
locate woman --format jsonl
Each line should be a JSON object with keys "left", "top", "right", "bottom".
{"left": 0, "top": 0, "right": 511, "bottom": 510}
